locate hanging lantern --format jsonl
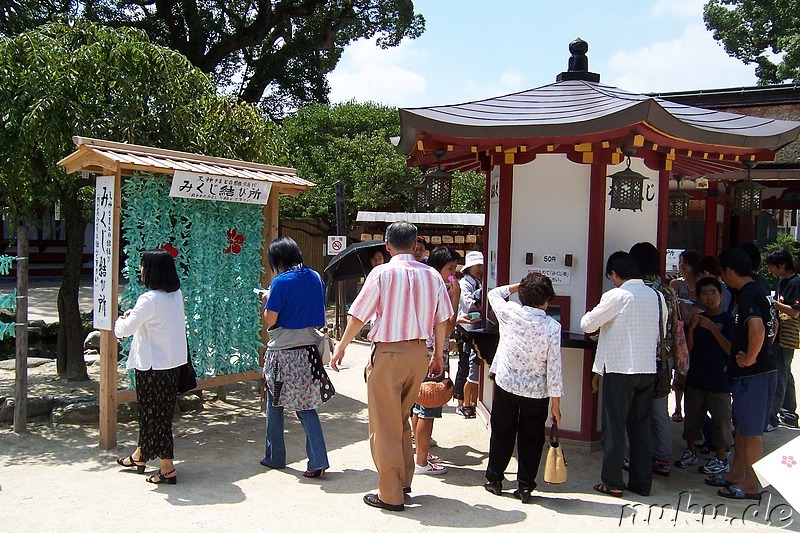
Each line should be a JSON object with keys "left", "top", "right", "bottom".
{"left": 668, "top": 175, "right": 690, "bottom": 219}
{"left": 418, "top": 149, "right": 453, "bottom": 210}
{"left": 732, "top": 161, "right": 763, "bottom": 215}
{"left": 414, "top": 181, "right": 428, "bottom": 212}
{"left": 608, "top": 147, "right": 647, "bottom": 211}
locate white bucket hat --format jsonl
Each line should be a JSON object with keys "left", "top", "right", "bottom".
{"left": 463, "top": 251, "right": 484, "bottom": 271}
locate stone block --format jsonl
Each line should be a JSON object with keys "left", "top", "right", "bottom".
{"left": 51, "top": 400, "right": 99, "bottom": 425}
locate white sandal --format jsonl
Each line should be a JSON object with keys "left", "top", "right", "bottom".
{"left": 415, "top": 461, "right": 447, "bottom": 475}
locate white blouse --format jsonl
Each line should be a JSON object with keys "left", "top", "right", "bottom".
{"left": 114, "top": 289, "right": 187, "bottom": 371}
{"left": 488, "top": 286, "right": 563, "bottom": 399}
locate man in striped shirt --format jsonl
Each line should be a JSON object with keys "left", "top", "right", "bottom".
{"left": 331, "top": 221, "right": 453, "bottom": 512}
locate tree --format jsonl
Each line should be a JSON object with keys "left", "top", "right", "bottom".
{"left": 446, "top": 170, "right": 485, "bottom": 214}
{"left": 704, "top": 0, "right": 800, "bottom": 83}
{"left": 280, "top": 100, "right": 422, "bottom": 230}
{"left": 0, "top": 21, "right": 280, "bottom": 380}
{"left": 1, "top": 0, "right": 426, "bottom": 118}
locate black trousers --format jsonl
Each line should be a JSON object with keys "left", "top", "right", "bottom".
{"left": 135, "top": 367, "right": 180, "bottom": 461}
{"left": 453, "top": 335, "right": 470, "bottom": 401}
{"left": 601, "top": 372, "right": 654, "bottom": 494}
{"left": 485, "top": 383, "right": 550, "bottom": 490}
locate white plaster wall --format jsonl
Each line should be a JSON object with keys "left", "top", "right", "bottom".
{"left": 509, "top": 154, "right": 591, "bottom": 333}
{"left": 603, "top": 158, "right": 660, "bottom": 291}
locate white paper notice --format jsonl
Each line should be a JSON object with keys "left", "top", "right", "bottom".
{"left": 169, "top": 170, "right": 271, "bottom": 205}
{"left": 93, "top": 175, "right": 114, "bottom": 330}
{"left": 753, "top": 434, "right": 800, "bottom": 513}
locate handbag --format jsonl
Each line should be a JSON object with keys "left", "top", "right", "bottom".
{"left": 672, "top": 307, "right": 690, "bottom": 376}
{"left": 651, "top": 288, "right": 671, "bottom": 399}
{"left": 543, "top": 422, "right": 568, "bottom": 484}
{"left": 416, "top": 371, "right": 454, "bottom": 408}
{"left": 178, "top": 342, "right": 197, "bottom": 394}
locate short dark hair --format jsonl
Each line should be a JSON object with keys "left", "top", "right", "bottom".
{"left": 765, "top": 247, "right": 796, "bottom": 273}
{"left": 696, "top": 276, "right": 722, "bottom": 294}
{"left": 605, "top": 251, "right": 640, "bottom": 280}
{"left": 268, "top": 236, "right": 303, "bottom": 273}
{"left": 141, "top": 248, "right": 180, "bottom": 292}
{"left": 427, "top": 246, "right": 460, "bottom": 273}
{"left": 679, "top": 249, "right": 702, "bottom": 273}
{"left": 629, "top": 242, "right": 661, "bottom": 278}
{"left": 696, "top": 255, "right": 722, "bottom": 278}
{"left": 737, "top": 242, "right": 761, "bottom": 271}
{"left": 719, "top": 247, "right": 752, "bottom": 277}
{"left": 385, "top": 221, "right": 417, "bottom": 251}
{"left": 518, "top": 272, "right": 555, "bottom": 307}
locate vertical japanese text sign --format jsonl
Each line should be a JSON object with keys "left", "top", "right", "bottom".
{"left": 93, "top": 175, "right": 115, "bottom": 330}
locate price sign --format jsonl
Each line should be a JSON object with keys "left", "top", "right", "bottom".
{"left": 541, "top": 254, "right": 558, "bottom": 265}
{"left": 327, "top": 236, "right": 346, "bottom": 256}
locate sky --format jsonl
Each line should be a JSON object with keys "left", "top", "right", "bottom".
{"left": 327, "top": 0, "right": 759, "bottom": 109}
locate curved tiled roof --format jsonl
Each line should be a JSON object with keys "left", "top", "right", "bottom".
{"left": 399, "top": 80, "right": 800, "bottom": 153}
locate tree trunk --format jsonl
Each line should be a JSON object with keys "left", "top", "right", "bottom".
{"left": 14, "top": 222, "right": 29, "bottom": 433}
{"left": 56, "top": 189, "right": 89, "bottom": 381}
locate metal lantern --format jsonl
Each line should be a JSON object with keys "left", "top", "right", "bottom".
{"left": 732, "top": 161, "right": 763, "bottom": 215}
{"left": 414, "top": 181, "right": 428, "bottom": 212}
{"left": 608, "top": 147, "right": 647, "bottom": 211}
{"left": 422, "top": 169, "right": 453, "bottom": 208}
{"left": 668, "top": 175, "right": 690, "bottom": 219}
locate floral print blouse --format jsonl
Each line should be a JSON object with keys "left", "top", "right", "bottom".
{"left": 488, "top": 285, "right": 563, "bottom": 399}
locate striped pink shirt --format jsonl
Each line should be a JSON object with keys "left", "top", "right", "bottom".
{"left": 349, "top": 254, "right": 453, "bottom": 343}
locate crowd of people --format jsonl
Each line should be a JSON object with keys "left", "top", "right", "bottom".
{"left": 111, "top": 223, "right": 796, "bottom": 512}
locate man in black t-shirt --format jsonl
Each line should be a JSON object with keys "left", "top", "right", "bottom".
{"left": 765, "top": 247, "right": 800, "bottom": 429}
{"left": 714, "top": 248, "right": 777, "bottom": 500}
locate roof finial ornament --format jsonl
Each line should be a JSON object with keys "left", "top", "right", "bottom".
{"left": 557, "top": 38, "right": 600, "bottom": 83}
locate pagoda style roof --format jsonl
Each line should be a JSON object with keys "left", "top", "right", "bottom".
{"left": 399, "top": 80, "right": 800, "bottom": 177}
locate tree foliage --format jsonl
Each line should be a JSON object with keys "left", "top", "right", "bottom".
{"left": 0, "top": 21, "right": 280, "bottom": 379}
{"left": 704, "top": 0, "right": 800, "bottom": 83}
{"left": 1, "top": 0, "right": 425, "bottom": 117}
{"left": 280, "top": 100, "right": 420, "bottom": 230}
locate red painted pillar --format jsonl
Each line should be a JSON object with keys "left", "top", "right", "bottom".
{"left": 496, "top": 163, "right": 514, "bottom": 286}
{"left": 586, "top": 161, "right": 608, "bottom": 309}
{"left": 657, "top": 169, "right": 670, "bottom": 277}
{"left": 704, "top": 181, "right": 719, "bottom": 256}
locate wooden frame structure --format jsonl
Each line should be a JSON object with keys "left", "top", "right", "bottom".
{"left": 58, "top": 136, "right": 314, "bottom": 449}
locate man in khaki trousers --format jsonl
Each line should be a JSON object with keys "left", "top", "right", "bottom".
{"left": 331, "top": 221, "right": 453, "bottom": 511}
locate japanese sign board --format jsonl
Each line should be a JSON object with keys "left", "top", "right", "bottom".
{"left": 530, "top": 267, "right": 571, "bottom": 286}
{"left": 327, "top": 236, "right": 346, "bottom": 256}
{"left": 93, "top": 175, "right": 115, "bottom": 330}
{"left": 169, "top": 170, "right": 271, "bottom": 205}
{"left": 666, "top": 249, "right": 684, "bottom": 274}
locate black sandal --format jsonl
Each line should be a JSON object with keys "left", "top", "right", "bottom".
{"left": 146, "top": 469, "right": 177, "bottom": 485}
{"left": 302, "top": 468, "right": 327, "bottom": 478}
{"left": 116, "top": 454, "right": 146, "bottom": 474}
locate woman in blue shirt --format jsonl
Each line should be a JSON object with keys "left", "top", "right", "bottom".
{"left": 261, "top": 237, "right": 335, "bottom": 478}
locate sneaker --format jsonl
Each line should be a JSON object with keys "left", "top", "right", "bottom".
{"left": 674, "top": 449, "right": 698, "bottom": 468}
{"left": 778, "top": 412, "right": 799, "bottom": 428}
{"left": 698, "top": 457, "right": 730, "bottom": 474}
{"left": 652, "top": 459, "right": 670, "bottom": 477}
{"left": 414, "top": 461, "right": 447, "bottom": 475}
{"left": 765, "top": 423, "right": 780, "bottom": 432}
{"left": 622, "top": 458, "right": 630, "bottom": 472}
{"left": 455, "top": 406, "right": 465, "bottom": 417}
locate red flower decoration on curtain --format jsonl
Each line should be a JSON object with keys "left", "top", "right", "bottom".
{"left": 223, "top": 229, "right": 244, "bottom": 254}
{"left": 162, "top": 243, "right": 179, "bottom": 258}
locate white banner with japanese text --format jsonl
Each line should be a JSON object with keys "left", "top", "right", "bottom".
{"left": 93, "top": 175, "right": 115, "bottom": 330}
{"left": 169, "top": 170, "right": 271, "bottom": 205}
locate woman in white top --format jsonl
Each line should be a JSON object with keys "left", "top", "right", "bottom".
{"left": 484, "top": 272, "right": 563, "bottom": 504}
{"left": 114, "top": 248, "right": 187, "bottom": 485}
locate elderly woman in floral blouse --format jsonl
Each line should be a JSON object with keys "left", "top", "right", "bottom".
{"left": 483, "top": 272, "right": 563, "bottom": 504}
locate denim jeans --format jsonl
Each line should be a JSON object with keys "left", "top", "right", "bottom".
{"left": 264, "top": 390, "right": 330, "bottom": 471}
{"left": 651, "top": 395, "right": 672, "bottom": 461}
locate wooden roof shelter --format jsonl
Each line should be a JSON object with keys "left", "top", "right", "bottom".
{"left": 58, "top": 136, "right": 314, "bottom": 449}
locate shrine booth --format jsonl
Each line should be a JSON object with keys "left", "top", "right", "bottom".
{"left": 397, "top": 40, "right": 800, "bottom": 445}
{"left": 58, "top": 136, "right": 314, "bottom": 449}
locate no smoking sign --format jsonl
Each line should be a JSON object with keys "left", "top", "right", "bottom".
{"left": 327, "top": 236, "right": 346, "bottom": 255}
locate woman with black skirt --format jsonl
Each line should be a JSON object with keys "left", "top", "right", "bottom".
{"left": 114, "top": 248, "right": 186, "bottom": 485}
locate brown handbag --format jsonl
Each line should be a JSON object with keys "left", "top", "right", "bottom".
{"left": 543, "top": 422, "right": 568, "bottom": 484}
{"left": 416, "top": 372, "right": 454, "bottom": 408}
